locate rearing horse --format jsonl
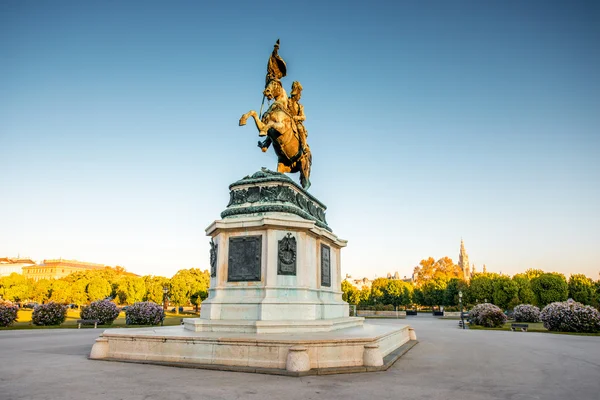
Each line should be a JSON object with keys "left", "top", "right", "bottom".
{"left": 239, "top": 79, "right": 312, "bottom": 189}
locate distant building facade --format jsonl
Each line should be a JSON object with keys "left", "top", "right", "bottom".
{"left": 344, "top": 271, "right": 414, "bottom": 289}
{"left": 22, "top": 259, "right": 106, "bottom": 281}
{"left": 386, "top": 271, "right": 413, "bottom": 284}
{"left": 0, "top": 257, "right": 36, "bottom": 277}
{"left": 344, "top": 275, "right": 373, "bottom": 290}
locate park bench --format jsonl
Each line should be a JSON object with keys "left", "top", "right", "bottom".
{"left": 77, "top": 319, "right": 99, "bottom": 329}
{"left": 511, "top": 323, "right": 529, "bottom": 332}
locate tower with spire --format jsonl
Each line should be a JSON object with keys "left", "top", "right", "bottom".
{"left": 458, "top": 239, "right": 472, "bottom": 281}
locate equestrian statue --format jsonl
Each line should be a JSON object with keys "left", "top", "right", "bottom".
{"left": 239, "top": 40, "right": 312, "bottom": 190}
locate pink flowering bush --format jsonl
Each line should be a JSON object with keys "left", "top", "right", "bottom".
{"left": 125, "top": 301, "right": 165, "bottom": 325}
{"left": 32, "top": 302, "right": 67, "bottom": 326}
{"left": 0, "top": 300, "right": 19, "bottom": 327}
{"left": 80, "top": 299, "right": 120, "bottom": 325}
{"left": 541, "top": 299, "right": 600, "bottom": 333}
{"left": 513, "top": 304, "right": 541, "bottom": 323}
{"left": 469, "top": 303, "right": 507, "bottom": 328}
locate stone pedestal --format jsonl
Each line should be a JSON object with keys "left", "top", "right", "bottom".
{"left": 193, "top": 169, "right": 362, "bottom": 332}
{"left": 89, "top": 170, "right": 416, "bottom": 375}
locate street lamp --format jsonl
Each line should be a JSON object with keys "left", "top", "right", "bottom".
{"left": 459, "top": 291, "right": 465, "bottom": 330}
{"left": 162, "top": 286, "right": 169, "bottom": 326}
{"left": 162, "top": 286, "right": 169, "bottom": 310}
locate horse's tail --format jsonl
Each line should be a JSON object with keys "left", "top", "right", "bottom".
{"left": 299, "top": 147, "right": 312, "bottom": 190}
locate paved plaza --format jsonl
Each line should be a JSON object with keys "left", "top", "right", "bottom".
{"left": 1, "top": 316, "right": 599, "bottom": 400}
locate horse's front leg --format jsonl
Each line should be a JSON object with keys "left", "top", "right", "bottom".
{"left": 239, "top": 110, "right": 269, "bottom": 136}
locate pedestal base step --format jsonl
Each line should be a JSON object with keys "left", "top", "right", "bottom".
{"left": 95, "top": 340, "right": 418, "bottom": 377}
{"left": 89, "top": 322, "right": 416, "bottom": 375}
{"left": 184, "top": 317, "right": 365, "bottom": 334}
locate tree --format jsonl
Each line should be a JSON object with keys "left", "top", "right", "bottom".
{"left": 358, "top": 286, "right": 371, "bottom": 306}
{"left": 143, "top": 275, "right": 170, "bottom": 304}
{"left": 190, "top": 289, "right": 209, "bottom": 312}
{"left": 530, "top": 273, "right": 568, "bottom": 307}
{"left": 87, "top": 277, "right": 112, "bottom": 302}
{"left": 524, "top": 268, "right": 544, "bottom": 280}
{"left": 0, "top": 273, "right": 32, "bottom": 302}
{"left": 384, "top": 280, "right": 412, "bottom": 309}
{"left": 413, "top": 257, "right": 435, "bottom": 287}
{"left": 169, "top": 268, "right": 211, "bottom": 313}
{"left": 169, "top": 274, "right": 188, "bottom": 313}
{"left": 49, "top": 280, "right": 72, "bottom": 303}
{"left": 401, "top": 284, "right": 414, "bottom": 308}
{"left": 443, "top": 278, "right": 468, "bottom": 307}
{"left": 492, "top": 276, "right": 519, "bottom": 310}
{"left": 341, "top": 280, "right": 358, "bottom": 304}
{"left": 116, "top": 276, "right": 146, "bottom": 305}
{"left": 412, "top": 288, "right": 425, "bottom": 307}
{"left": 568, "top": 274, "right": 595, "bottom": 305}
{"left": 30, "top": 279, "right": 52, "bottom": 304}
{"left": 187, "top": 269, "right": 210, "bottom": 311}
{"left": 467, "top": 273, "right": 495, "bottom": 304}
{"left": 370, "top": 278, "right": 389, "bottom": 304}
{"left": 413, "top": 257, "right": 463, "bottom": 287}
{"left": 70, "top": 279, "right": 89, "bottom": 306}
{"left": 512, "top": 273, "right": 535, "bottom": 305}
{"left": 421, "top": 278, "right": 447, "bottom": 308}
{"left": 594, "top": 280, "right": 600, "bottom": 309}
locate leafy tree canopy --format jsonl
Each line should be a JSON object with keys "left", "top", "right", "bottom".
{"left": 413, "top": 257, "right": 463, "bottom": 287}
{"left": 531, "top": 273, "right": 568, "bottom": 307}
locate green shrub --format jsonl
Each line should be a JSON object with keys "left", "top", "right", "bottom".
{"left": 513, "top": 304, "right": 541, "bottom": 322}
{"left": 540, "top": 300, "right": 600, "bottom": 333}
{"left": 125, "top": 301, "right": 164, "bottom": 325}
{"left": 469, "top": 303, "right": 507, "bottom": 328}
{"left": 80, "top": 299, "right": 120, "bottom": 325}
{"left": 0, "top": 300, "right": 19, "bottom": 327}
{"left": 32, "top": 302, "right": 67, "bottom": 326}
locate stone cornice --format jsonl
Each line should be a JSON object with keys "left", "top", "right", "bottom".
{"left": 222, "top": 169, "right": 331, "bottom": 231}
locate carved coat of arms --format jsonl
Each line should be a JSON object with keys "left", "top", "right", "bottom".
{"left": 278, "top": 233, "right": 296, "bottom": 275}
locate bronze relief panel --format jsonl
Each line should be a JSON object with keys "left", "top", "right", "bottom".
{"left": 321, "top": 243, "right": 331, "bottom": 287}
{"left": 228, "top": 236, "right": 262, "bottom": 282}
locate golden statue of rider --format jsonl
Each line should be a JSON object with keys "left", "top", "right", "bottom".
{"left": 241, "top": 40, "right": 312, "bottom": 189}
{"left": 289, "top": 81, "right": 308, "bottom": 152}
{"left": 258, "top": 40, "right": 309, "bottom": 153}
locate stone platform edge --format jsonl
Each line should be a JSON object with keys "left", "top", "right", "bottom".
{"left": 183, "top": 316, "right": 365, "bottom": 334}
{"left": 91, "top": 339, "right": 418, "bottom": 377}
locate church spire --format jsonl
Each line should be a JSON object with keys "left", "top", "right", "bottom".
{"left": 458, "top": 239, "right": 470, "bottom": 281}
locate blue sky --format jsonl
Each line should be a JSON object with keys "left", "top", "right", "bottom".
{"left": 1, "top": 1, "right": 599, "bottom": 279}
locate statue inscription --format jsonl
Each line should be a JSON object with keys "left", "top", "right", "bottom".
{"left": 228, "top": 236, "right": 262, "bottom": 282}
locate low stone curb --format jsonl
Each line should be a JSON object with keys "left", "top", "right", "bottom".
{"left": 92, "top": 340, "right": 418, "bottom": 377}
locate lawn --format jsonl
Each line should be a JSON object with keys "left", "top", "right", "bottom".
{"left": 0, "top": 308, "right": 198, "bottom": 330}
{"left": 468, "top": 321, "right": 600, "bottom": 336}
